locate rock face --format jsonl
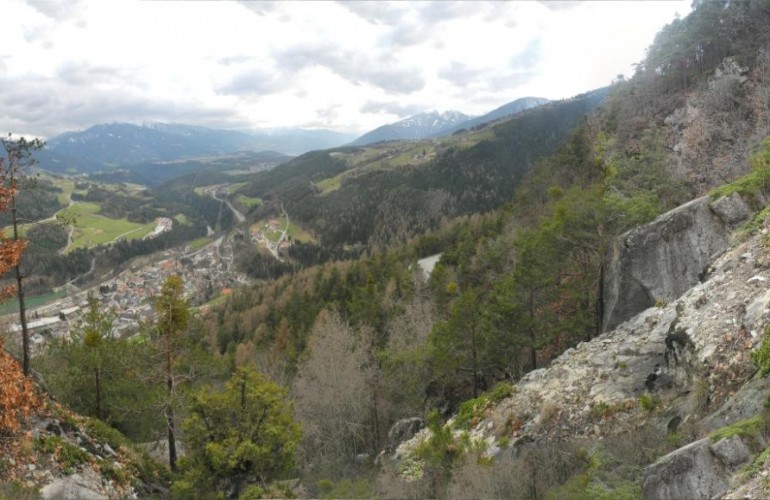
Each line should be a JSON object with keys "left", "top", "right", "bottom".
{"left": 387, "top": 417, "right": 425, "bottom": 451}
{"left": 642, "top": 435, "right": 756, "bottom": 500}
{"left": 602, "top": 194, "right": 751, "bottom": 332}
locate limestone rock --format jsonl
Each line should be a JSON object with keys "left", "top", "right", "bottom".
{"left": 603, "top": 195, "right": 748, "bottom": 332}
{"left": 711, "top": 192, "right": 752, "bottom": 228}
{"left": 41, "top": 469, "right": 108, "bottom": 500}
{"left": 642, "top": 435, "right": 754, "bottom": 500}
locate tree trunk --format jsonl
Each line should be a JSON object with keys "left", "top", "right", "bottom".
{"left": 11, "top": 192, "right": 30, "bottom": 376}
{"left": 596, "top": 261, "right": 605, "bottom": 336}
{"left": 167, "top": 404, "right": 177, "bottom": 472}
{"left": 95, "top": 368, "right": 102, "bottom": 419}
{"left": 471, "top": 325, "right": 478, "bottom": 399}
{"left": 165, "top": 334, "right": 177, "bottom": 471}
{"left": 528, "top": 291, "right": 537, "bottom": 370}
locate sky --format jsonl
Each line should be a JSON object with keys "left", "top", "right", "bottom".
{"left": 1, "top": 0, "right": 692, "bottom": 139}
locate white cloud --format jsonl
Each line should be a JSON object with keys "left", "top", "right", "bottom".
{"left": 0, "top": 0, "right": 691, "bottom": 138}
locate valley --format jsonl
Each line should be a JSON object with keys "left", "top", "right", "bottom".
{"left": 5, "top": 2, "right": 770, "bottom": 498}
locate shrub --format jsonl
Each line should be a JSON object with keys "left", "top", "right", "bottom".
{"left": 83, "top": 417, "right": 129, "bottom": 451}
{"left": 639, "top": 392, "right": 659, "bottom": 412}
{"left": 35, "top": 435, "right": 90, "bottom": 473}
{"left": 453, "top": 382, "right": 514, "bottom": 430}
{"left": 752, "top": 326, "right": 770, "bottom": 375}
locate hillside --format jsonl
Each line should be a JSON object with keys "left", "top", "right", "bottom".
{"left": 237, "top": 87, "right": 607, "bottom": 252}
{"left": 0, "top": 339, "right": 168, "bottom": 499}
{"left": 381, "top": 192, "right": 770, "bottom": 498}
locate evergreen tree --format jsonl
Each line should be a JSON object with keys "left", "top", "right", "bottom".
{"left": 175, "top": 367, "right": 301, "bottom": 498}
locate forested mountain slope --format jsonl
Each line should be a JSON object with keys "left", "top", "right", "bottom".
{"left": 202, "top": 0, "right": 770, "bottom": 497}
{"left": 238, "top": 87, "right": 607, "bottom": 251}
{"left": 12, "top": 1, "right": 770, "bottom": 498}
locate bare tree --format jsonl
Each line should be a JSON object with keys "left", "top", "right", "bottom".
{"left": 0, "top": 134, "right": 44, "bottom": 376}
{"left": 292, "top": 309, "right": 376, "bottom": 468}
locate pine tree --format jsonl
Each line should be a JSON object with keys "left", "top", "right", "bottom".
{"left": 154, "top": 275, "right": 189, "bottom": 472}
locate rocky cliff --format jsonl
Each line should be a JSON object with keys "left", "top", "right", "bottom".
{"left": 602, "top": 193, "right": 753, "bottom": 332}
{"left": 384, "top": 193, "right": 770, "bottom": 499}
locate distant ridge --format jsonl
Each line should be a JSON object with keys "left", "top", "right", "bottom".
{"left": 39, "top": 123, "right": 353, "bottom": 173}
{"left": 350, "top": 97, "right": 550, "bottom": 147}
{"left": 350, "top": 110, "right": 472, "bottom": 146}
{"left": 440, "top": 96, "right": 550, "bottom": 135}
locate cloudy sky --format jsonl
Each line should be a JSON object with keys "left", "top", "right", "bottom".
{"left": 2, "top": 0, "right": 691, "bottom": 139}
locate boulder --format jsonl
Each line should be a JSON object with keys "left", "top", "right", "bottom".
{"left": 699, "top": 376, "right": 770, "bottom": 433}
{"left": 41, "top": 471, "right": 107, "bottom": 499}
{"left": 642, "top": 434, "right": 755, "bottom": 500}
{"left": 603, "top": 195, "right": 750, "bottom": 332}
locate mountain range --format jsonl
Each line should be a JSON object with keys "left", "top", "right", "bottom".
{"left": 39, "top": 123, "right": 353, "bottom": 173}
{"left": 349, "top": 97, "right": 549, "bottom": 146}
{"left": 36, "top": 96, "right": 551, "bottom": 174}
{"left": 349, "top": 110, "right": 473, "bottom": 146}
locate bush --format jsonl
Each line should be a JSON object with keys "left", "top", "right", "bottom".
{"left": 639, "top": 393, "right": 659, "bottom": 412}
{"left": 453, "top": 382, "right": 514, "bottom": 430}
{"left": 35, "top": 435, "right": 90, "bottom": 473}
{"left": 752, "top": 326, "right": 770, "bottom": 375}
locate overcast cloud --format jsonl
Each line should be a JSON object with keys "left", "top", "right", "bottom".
{"left": 1, "top": 0, "right": 691, "bottom": 139}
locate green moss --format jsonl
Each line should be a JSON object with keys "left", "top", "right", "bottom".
{"left": 489, "top": 382, "right": 514, "bottom": 402}
{"left": 0, "top": 481, "right": 39, "bottom": 500}
{"left": 98, "top": 461, "right": 130, "bottom": 484}
{"left": 709, "top": 416, "right": 765, "bottom": 442}
{"left": 741, "top": 445, "right": 770, "bottom": 479}
{"left": 317, "top": 478, "right": 373, "bottom": 499}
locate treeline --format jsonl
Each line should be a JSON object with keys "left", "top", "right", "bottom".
{"left": 0, "top": 177, "right": 64, "bottom": 226}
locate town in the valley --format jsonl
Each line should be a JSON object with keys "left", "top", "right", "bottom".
{"left": 1, "top": 210, "right": 294, "bottom": 353}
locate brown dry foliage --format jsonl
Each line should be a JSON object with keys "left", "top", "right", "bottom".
{"left": 0, "top": 337, "right": 44, "bottom": 433}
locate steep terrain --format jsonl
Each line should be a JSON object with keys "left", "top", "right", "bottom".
{"left": 238, "top": 88, "right": 607, "bottom": 251}
{"left": 382, "top": 191, "right": 770, "bottom": 498}
{"left": 0, "top": 342, "right": 168, "bottom": 499}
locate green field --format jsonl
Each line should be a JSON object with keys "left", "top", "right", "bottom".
{"left": 314, "top": 176, "right": 342, "bottom": 194}
{"left": 0, "top": 289, "right": 69, "bottom": 316}
{"left": 253, "top": 219, "right": 314, "bottom": 243}
{"left": 188, "top": 237, "right": 213, "bottom": 250}
{"left": 174, "top": 213, "right": 191, "bottom": 226}
{"left": 286, "top": 222, "right": 314, "bottom": 243}
{"left": 62, "top": 202, "right": 156, "bottom": 253}
{"left": 235, "top": 194, "right": 263, "bottom": 208}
